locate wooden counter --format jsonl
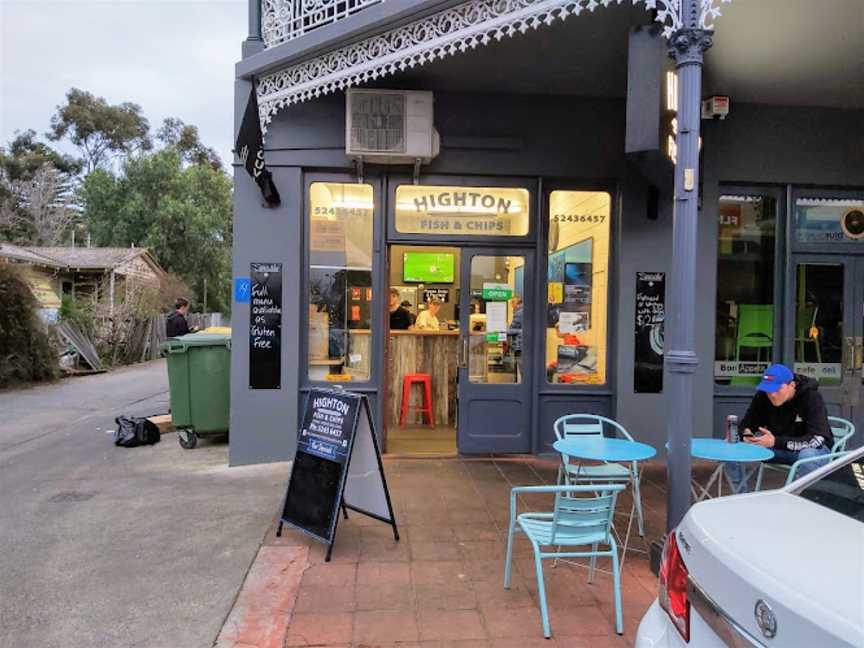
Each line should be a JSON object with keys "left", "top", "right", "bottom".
{"left": 387, "top": 331, "right": 458, "bottom": 426}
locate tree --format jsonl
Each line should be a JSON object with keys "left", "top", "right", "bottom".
{"left": 48, "top": 88, "right": 152, "bottom": 174}
{"left": 0, "top": 130, "right": 82, "bottom": 242}
{"left": 0, "top": 264, "right": 59, "bottom": 387}
{"left": 156, "top": 118, "right": 223, "bottom": 171}
{"left": 80, "top": 150, "right": 233, "bottom": 312}
{"left": 0, "top": 129, "right": 82, "bottom": 181}
{"left": 0, "top": 164, "right": 78, "bottom": 245}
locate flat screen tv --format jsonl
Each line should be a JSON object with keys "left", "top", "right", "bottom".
{"left": 403, "top": 252, "right": 455, "bottom": 283}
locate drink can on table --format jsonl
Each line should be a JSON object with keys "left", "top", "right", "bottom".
{"left": 725, "top": 414, "right": 739, "bottom": 443}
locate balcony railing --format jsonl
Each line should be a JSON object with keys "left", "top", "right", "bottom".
{"left": 262, "top": 0, "right": 386, "bottom": 48}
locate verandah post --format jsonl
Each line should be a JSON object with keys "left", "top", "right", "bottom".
{"left": 665, "top": 0, "right": 714, "bottom": 531}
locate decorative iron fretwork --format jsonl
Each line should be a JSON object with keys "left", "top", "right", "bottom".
{"left": 257, "top": 0, "right": 732, "bottom": 130}
{"left": 262, "top": 0, "right": 386, "bottom": 48}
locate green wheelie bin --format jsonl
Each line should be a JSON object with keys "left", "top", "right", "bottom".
{"left": 161, "top": 332, "right": 231, "bottom": 449}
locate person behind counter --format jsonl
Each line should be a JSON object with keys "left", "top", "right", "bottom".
{"left": 389, "top": 288, "right": 412, "bottom": 330}
{"left": 400, "top": 300, "right": 417, "bottom": 326}
{"left": 414, "top": 297, "right": 442, "bottom": 330}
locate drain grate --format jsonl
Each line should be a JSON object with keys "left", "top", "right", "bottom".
{"left": 48, "top": 491, "right": 97, "bottom": 503}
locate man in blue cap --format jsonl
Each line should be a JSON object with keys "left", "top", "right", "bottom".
{"left": 727, "top": 363, "right": 833, "bottom": 492}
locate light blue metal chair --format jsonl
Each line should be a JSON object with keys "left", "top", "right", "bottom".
{"left": 763, "top": 416, "right": 855, "bottom": 484}
{"left": 784, "top": 451, "right": 850, "bottom": 486}
{"left": 553, "top": 414, "right": 646, "bottom": 537}
{"left": 504, "top": 484, "right": 626, "bottom": 638}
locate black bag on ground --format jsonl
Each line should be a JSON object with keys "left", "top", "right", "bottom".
{"left": 114, "top": 416, "right": 161, "bottom": 447}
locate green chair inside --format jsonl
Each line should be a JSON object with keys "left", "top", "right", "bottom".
{"left": 735, "top": 304, "right": 774, "bottom": 361}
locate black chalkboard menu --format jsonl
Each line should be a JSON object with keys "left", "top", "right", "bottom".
{"left": 635, "top": 272, "right": 665, "bottom": 393}
{"left": 249, "top": 263, "right": 282, "bottom": 389}
{"left": 278, "top": 388, "right": 398, "bottom": 561}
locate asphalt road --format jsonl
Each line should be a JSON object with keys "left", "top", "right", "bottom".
{"left": 0, "top": 360, "right": 289, "bottom": 648}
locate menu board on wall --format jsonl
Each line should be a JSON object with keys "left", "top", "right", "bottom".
{"left": 250, "top": 263, "right": 282, "bottom": 389}
{"left": 634, "top": 272, "right": 665, "bottom": 393}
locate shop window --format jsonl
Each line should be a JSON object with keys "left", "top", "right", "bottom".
{"left": 795, "top": 198, "right": 864, "bottom": 244}
{"left": 545, "top": 191, "right": 610, "bottom": 385}
{"left": 395, "top": 185, "right": 530, "bottom": 236}
{"left": 714, "top": 194, "right": 777, "bottom": 385}
{"left": 307, "top": 182, "right": 374, "bottom": 382}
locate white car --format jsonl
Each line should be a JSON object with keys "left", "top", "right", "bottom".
{"left": 636, "top": 447, "right": 864, "bottom": 648}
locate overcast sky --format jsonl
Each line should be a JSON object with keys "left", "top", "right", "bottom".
{"left": 1, "top": 0, "right": 246, "bottom": 169}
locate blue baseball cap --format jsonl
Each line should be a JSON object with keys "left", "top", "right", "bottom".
{"left": 756, "top": 364, "right": 794, "bottom": 393}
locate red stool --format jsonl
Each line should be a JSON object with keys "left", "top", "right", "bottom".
{"left": 399, "top": 373, "right": 434, "bottom": 426}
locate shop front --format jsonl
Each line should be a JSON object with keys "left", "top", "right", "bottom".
{"left": 302, "top": 176, "right": 614, "bottom": 456}
{"left": 712, "top": 189, "right": 864, "bottom": 437}
{"left": 228, "top": 0, "right": 863, "bottom": 468}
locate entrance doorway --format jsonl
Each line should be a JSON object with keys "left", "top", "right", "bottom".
{"left": 384, "top": 245, "right": 532, "bottom": 455}
{"left": 457, "top": 248, "right": 533, "bottom": 453}
{"left": 788, "top": 255, "right": 864, "bottom": 442}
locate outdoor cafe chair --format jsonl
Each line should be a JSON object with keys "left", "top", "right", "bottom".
{"left": 504, "top": 484, "right": 626, "bottom": 638}
{"left": 784, "top": 450, "right": 850, "bottom": 486}
{"left": 553, "top": 414, "right": 646, "bottom": 537}
{"left": 762, "top": 416, "right": 855, "bottom": 485}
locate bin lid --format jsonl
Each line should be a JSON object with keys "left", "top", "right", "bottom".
{"left": 161, "top": 332, "right": 231, "bottom": 353}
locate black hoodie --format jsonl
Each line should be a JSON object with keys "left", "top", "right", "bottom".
{"left": 740, "top": 374, "right": 834, "bottom": 452}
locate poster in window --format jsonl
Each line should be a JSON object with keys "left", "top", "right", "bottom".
{"left": 634, "top": 272, "right": 665, "bottom": 393}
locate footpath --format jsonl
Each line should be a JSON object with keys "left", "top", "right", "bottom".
{"left": 216, "top": 456, "right": 666, "bottom": 648}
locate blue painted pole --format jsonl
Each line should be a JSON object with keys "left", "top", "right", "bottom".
{"left": 665, "top": 0, "right": 713, "bottom": 531}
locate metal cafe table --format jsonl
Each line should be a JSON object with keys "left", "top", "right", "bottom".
{"left": 552, "top": 437, "right": 656, "bottom": 566}
{"left": 552, "top": 437, "right": 657, "bottom": 465}
{"left": 686, "top": 438, "right": 773, "bottom": 502}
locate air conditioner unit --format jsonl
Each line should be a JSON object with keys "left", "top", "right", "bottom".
{"left": 346, "top": 89, "right": 440, "bottom": 164}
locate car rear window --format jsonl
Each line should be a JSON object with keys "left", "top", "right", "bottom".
{"left": 797, "top": 456, "right": 864, "bottom": 523}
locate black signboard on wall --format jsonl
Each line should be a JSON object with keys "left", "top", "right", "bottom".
{"left": 249, "top": 263, "right": 282, "bottom": 389}
{"left": 278, "top": 388, "right": 398, "bottom": 561}
{"left": 635, "top": 272, "right": 665, "bottom": 393}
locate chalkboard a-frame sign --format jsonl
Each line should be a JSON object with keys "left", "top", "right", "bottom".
{"left": 277, "top": 387, "right": 399, "bottom": 561}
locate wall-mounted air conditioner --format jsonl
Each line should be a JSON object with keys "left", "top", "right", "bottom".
{"left": 346, "top": 89, "right": 440, "bottom": 164}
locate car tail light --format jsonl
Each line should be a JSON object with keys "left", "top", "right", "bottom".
{"left": 659, "top": 530, "right": 690, "bottom": 642}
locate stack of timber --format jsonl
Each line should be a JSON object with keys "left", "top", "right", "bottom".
{"left": 57, "top": 322, "right": 104, "bottom": 372}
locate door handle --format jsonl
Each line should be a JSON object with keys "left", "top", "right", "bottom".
{"left": 457, "top": 337, "right": 467, "bottom": 369}
{"left": 845, "top": 337, "right": 856, "bottom": 375}
{"left": 855, "top": 336, "right": 863, "bottom": 372}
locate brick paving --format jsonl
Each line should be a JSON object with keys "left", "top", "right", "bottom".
{"left": 221, "top": 455, "right": 689, "bottom": 648}
{"left": 217, "top": 455, "right": 774, "bottom": 647}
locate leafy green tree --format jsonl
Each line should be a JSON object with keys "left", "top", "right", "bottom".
{"left": 80, "top": 150, "right": 233, "bottom": 312}
{"left": 0, "top": 129, "right": 82, "bottom": 181}
{"left": 156, "top": 118, "right": 223, "bottom": 171}
{"left": 48, "top": 88, "right": 152, "bottom": 174}
{"left": 0, "top": 264, "right": 59, "bottom": 387}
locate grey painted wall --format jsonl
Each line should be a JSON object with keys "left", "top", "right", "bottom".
{"left": 230, "top": 85, "right": 863, "bottom": 464}
{"left": 230, "top": 82, "right": 304, "bottom": 465}
{"left": 613, "top": 170, "right": 676, "bottom": 454}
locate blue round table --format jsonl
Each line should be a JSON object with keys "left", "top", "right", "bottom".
{"left": 689, "top": 438, "right": 773, "bottom": 463}
{"left": 685, "top": 438, "right": 773, "bottom": 499}
{"left": 553, "top": 438, "right": 657, "bottom": 462}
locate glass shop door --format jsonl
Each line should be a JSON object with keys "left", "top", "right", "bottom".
{"left": 788, "top": 255, "right": 864, "bottom": 444}
{"left": 456, "top": 248, "right": 534, "bottom": 453}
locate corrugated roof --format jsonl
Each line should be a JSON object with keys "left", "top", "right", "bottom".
{"left": 0, "top": 243, "right": 65, "bottom": 267}
{"left": 0, "top": 244, "right": 166, "bottom": 276}
{"left": 28, "top": 247, "right": 146, "bottom": 269}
